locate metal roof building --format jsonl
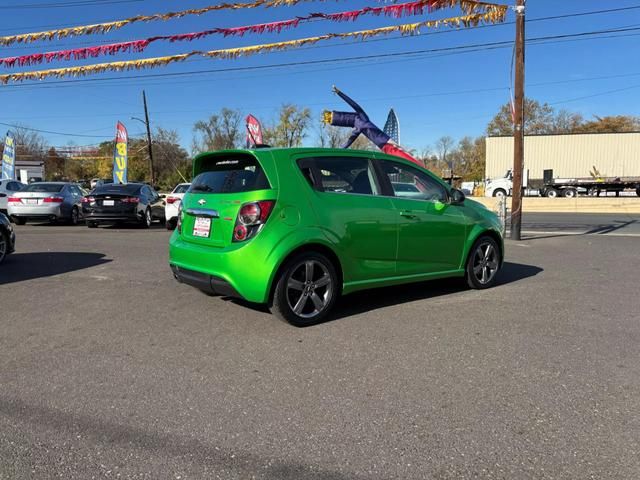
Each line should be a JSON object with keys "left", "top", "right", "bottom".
{"left": 485, "top": 132, "right": 640, "bottom": 180}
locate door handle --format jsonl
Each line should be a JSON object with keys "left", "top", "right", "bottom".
{"left": 400, "top": 211, "right": 418, "bottom": 219}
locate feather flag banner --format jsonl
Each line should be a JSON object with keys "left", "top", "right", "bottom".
{"left": 0, "top": 0, "right": 507, "bottom": 46}
{"left": 0, "top": 11, "right": 508, "bottom": 84}
{"left": 0, "top": 0, "right": 508, "bottom": 68}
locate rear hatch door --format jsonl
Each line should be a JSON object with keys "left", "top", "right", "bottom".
{"left": 180, "top": 152, "right": 277, "bottom": 248}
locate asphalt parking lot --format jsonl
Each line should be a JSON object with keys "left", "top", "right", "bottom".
{"left": 1, "top": 220, "right": 639, "bottom": 479}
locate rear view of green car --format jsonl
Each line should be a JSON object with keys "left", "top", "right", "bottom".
{"left": 169, "top": 148, "right": 504, "bottom": 326}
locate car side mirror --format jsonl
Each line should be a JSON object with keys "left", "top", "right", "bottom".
{"left": 450, "top": 188, "right": 465, "bottom": 205}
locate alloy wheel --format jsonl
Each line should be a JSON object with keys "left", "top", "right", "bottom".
{"left": 472, "top": 241, "right": 499, "bottom": 285}
{"left": 286, "top": 260, "right": 333, "bottom": 319}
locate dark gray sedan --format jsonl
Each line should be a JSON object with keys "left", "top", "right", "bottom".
{"left": 7, "top": 182, "right": 84, "bottom": 225}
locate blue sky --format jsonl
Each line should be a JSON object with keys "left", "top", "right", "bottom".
{"left": 0, "top": 0, "right": 639, "bottom": 153}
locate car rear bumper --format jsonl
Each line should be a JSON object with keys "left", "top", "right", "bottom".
{"left": 8, "top": 204, "right": 62, "bottom": 218}
{"left": 170, "top": 264, "right": 240, "bottom": 297}
{"left": 169, "top": 233, "right": 276, "bottom": 303}
{"left": 83, "top": 212, "right": 141, "bottom": 223}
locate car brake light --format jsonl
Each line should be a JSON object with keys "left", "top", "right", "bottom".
{"left": 7, "top": 197, "right": 20, "bottom": 204}
{"left": 44, "top": 197, "right": 63, "bottom": 203}
{"left": 233, "top": 200, "right": 275, "bottom": 242}
{"left": 81, "top": 196, "right": 94, "bottom": 203}
{"left": 177, "top": 203, "right": 183, "bottom": 234}
{"left": 166, "top": 196, "right": 180, "bottom": 204}
{"left": 121, "top": 197, "right": 140, "bottom": 204}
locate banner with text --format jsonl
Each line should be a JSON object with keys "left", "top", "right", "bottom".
{"left": 113, "top": 121, "right": 128, "bottom": 184}
{"left": 246, "top": 114, "right": 264, "bottom": 147}
{"left": 1, "top": 131, "right": 16, "bottom": 180}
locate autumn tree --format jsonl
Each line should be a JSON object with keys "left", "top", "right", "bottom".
{"left": 192, "top": 108, "right": 243, "bottom": 153}
{"left": 573, "top": 115, "right": 640, "bottom": 134}
{"left": 151, "top": 127, "right": 191, "bottom": 189}
{"left": 264, "top": 104, "right": 311, "bottom": 148}
{"left": 44, "top": 147, "right": 65, "bottom": 180}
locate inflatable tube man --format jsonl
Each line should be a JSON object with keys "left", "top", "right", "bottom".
{"left": 323, "top": 86, "right": 422, "bottom": 167}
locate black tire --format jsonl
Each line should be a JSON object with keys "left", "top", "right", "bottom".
{"left": 69, "top": 206, "right": 80, "bottom": 225}
{"left": 0, "top": 229, "right": 8, "bottom": 264}
{"left": 545, "top": 188, "right": 559, "bottom": 198}
{"left": 12, "top": 217, "right": 26, "bottom": 225}
{"left": 166, "top": 218, "right": 177, "bottom": 230}
{"left": 140, "top": 208, "right": 152, "bottom": 229}
{"left": 563, "top": 188, "right": 578, "bottom": 198}
{"left": 636, "top": 187, "right": 640, "bottom": 197}
{"left": 87, "top": 221, "right": 98, "bottom": 228}
{"left": 270, "top": 252, "right": 339, "bottom": 327}
{"left": 492, "top": 189, "right": 507, "bottom": 198}
{"left": 465, "top": 236, "right": 501, "bottom": 290}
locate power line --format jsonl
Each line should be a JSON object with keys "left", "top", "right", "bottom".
{"left": 0, "top": 0, "right": 142, "bottom": 9}
{"left": 0, "top": 121, "right": 113, "bottom": 138}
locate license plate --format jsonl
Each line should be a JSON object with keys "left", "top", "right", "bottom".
{"left": 193, "top": 217, "right": 211, "bottom": 238}
{"left": 26, "top": 199, "right": 38, "bottom": 205}
{"left": 103, "top": 200, "right": 114, "bottom": 206}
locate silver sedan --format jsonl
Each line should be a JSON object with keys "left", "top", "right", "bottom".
{"left": 7, "top": 182, "right": 84, "bottom": 225}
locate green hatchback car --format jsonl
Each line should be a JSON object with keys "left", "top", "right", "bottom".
{"left": 169, "top": 148, "right": 503, "bottom": 326}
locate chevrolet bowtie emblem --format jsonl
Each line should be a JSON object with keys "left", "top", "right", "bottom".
{"left": 198, "top": 199, "right": 207, "bottom": 206}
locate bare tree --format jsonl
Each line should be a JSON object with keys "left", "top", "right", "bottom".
{"left": 435, "top": 136, "right": 455, "bottom": 169}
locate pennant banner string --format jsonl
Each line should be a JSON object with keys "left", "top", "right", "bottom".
{"left": 0, "top": 11, "right": 507, "bottom": 84}
{"left": 0, "top": 0, "right": 507, "bottom": 47}
{"left": 0, "top": 0, "right": 508, "bottom": 68}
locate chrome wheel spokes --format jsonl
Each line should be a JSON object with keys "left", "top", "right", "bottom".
{"left": 473, "top": 242, "right": 499, "bottom": 285}
{"left": 286, "top": 260, "right": 333, "bottom": 319}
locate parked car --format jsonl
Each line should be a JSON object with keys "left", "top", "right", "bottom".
{"left": 169, "top": 148, "right": 504, "bottom": 327}
{"left": 0, "top": 179, "right": 26, "bottom": 214}
{"left": 165, "top": 183, "right": 191, "bottom": 230}
{"left": 7, "top": 182, "right": 84, "bottom": 225}
{"left": 82, "top": 183, "right": 165, "bottom": 228}
{"left": 0, "top": 212, "right": 16, "bottom": 264}
{"left": 90, "top": 178, "right": 114, "bottom": 190}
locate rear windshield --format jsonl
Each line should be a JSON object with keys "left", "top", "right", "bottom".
{"left": 173, "top": 184, "right": 191, "bottom": 194}
{"left": 93, "top": 184, "right": 142, "bottom": 195}
{"left": 23, "top": 183, "right": 64, "bottom": 193}
{"left": 190, "top": 157, "right": 270, "bottom": 194}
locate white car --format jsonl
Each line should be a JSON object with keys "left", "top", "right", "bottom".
{"left": 0, "top": 179, "right": 26, "bottom": 213}
{"left": 165, "top": 183, "right": 191, "bottom": 230}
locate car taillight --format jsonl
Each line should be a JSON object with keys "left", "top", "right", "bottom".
{"left": 166, "top": 196, "right": 180, "bottom": 204}
{"left": 44, "top": 197, "right": 63, "bottom": 203}
{"left": 81, "top": 196, "right": 94, "bottom": 203}
{"left": 121, "top": 197, "right": 140, "bottom": 204}
{"left": 177, "top": 203, "right": 183, "bottom": 234}
{"left": 7, "top": 197, "right": 20, "bottom": 204}
{"left": 233, "top": 200, "right": 275, "bottom": 242}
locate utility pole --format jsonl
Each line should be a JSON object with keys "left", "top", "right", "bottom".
{"left": 142, "top": 90, "right": 155, "bottom": 187}
{"left": 510, "top": 0, "right": 526, "bottom": 241}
